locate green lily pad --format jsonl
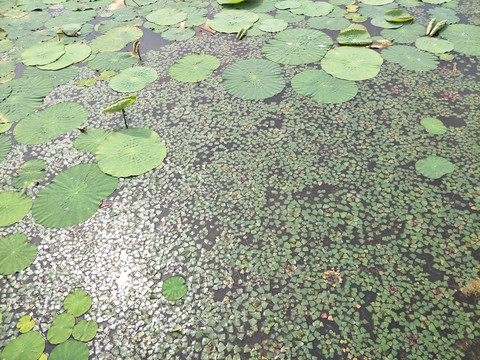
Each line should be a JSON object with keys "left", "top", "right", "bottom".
{"left": 415, "top": 37, "right": 453, "bottom": 53}
{"left": 0, "top": 192, "right": 32, "bottom": 227}
{"left": 0, "top": 135, "right": 11, "bottom": 162}
{"left": 209, "top": 10, "right": 259, "bottom": 34}
{"left": 382, "top": 45, "right": 438, "bottom": 72}
{"left": 88, "top": 51, "right": 138, "bottom": 71}
{"left": 337, "top": 24, "right": 372, "bottom": 45}
{"left": 218, "top": 0, "right": 246, "bottom": 4}
{"left": 17, "top": 315, "right": 34, "bottom": 333}
{"left": 262, "top": 28, "right": 333, "bottom": 65}
{"left": 360, "top": 0, "right": 393, "bottom": 4}
{"left": 421, "top": 117, "right": 447, "bottom": 134}
{"left": 292, "top": 69, "right": 358, "bottom": 104}
{"left": 162, "top": 275, "right": 187, "bottom": 301}
{"left": 441, "top": 24, "right": 480, "bottom": 57}
{"left": 222, "top": 59, "right": 285, "bottom": 100}
{"left": 49, "top": 340, "right": 89, "bottom": 360}
{"left": 22, "top": 67, "right": 79, "bottom": 87}
{"left": 89, "top": 26, "right": 143, "bottom": 53}
{"left": 0, "top": 233, "right": 37, "bottom": 275}
{"left": 21, "top": 41, "right": 65, "bottom": 66}
{"left": 381, "top": 22, "right": 425, "bottom": 43}
{"left": 95, "top": 128, "right": 167, "bottom": 177}
{"left": 427, "top": 7, "right": 459, "bottom": 24}
{"left": 0, "top": 331, "right": 45, "bottom": 360}
{"left": 371, "top": 16, "right": 403, "bottom": 29}
{"left": 109, "top": 66, "right": 158, "bottom": 93}
{"left": 74, "top": 129, "right": 112, "bottom": 154}
{"left": 32, "top": 164, "right": 118, "bottom": 228}
{"left": 275, "top": 0, "right": 301, "bottom": 9}
{"left": 14, "top": 102, "right": 88, "bottom": 145}
{"left": 63, "top": 289, "right": 93, "bottom": 317}
{"left": 146, "top": 7, "right": 187, "bottom": 26}
{"left": 161, "top": 27, "right": 195, "bottom": 41}
{"left": 72, "top": 320, "right": 98, "bottom": 342}
{"left": 384, "top": 9, "right": 413, "bottom": 22}
{"left": 258, "top": 19, "right": 288, "bottom": 32}
{"left": 47, "top": 313, "right": 75, "bottom": 344}
{"left": 415, "top": 156, "right": 454, "bottom": 179}
{"left": 169, "top": 54, "right": 220, "bottom": 83}
{"left": 290, "top": 0, "right": 334, "bottom": 16}
{"left": 37, "top": 43, "right": 91, "bottom": 70}
{"left": 321, "top": 47, "right": 383, "bottom": 81}
{"left": 103, "top": 95, "right": 137, "bottom": 112}
{"left": 12, "top": 159, "right": 47, "bottom": 189}
{"left": 308, "top": 16, "right": 351, "bottom": 31}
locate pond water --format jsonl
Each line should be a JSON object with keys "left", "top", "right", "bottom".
{"left": 0, "top": 0, "right": 479, "bottom": 359}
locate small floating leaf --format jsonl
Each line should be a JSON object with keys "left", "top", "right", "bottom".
{"left": 337, "top": 24, "right": 372, "bottom": 45}
{"left": 72, "top": 320, "right": 98, "bottom": 342}
{"left": 64, "top": 289, "right": 93, "bottom": 317}
{"left": 168, "top": 54, "right": 220, "bottom": 83}
{"left": 103, "top": 95, "right": 137, "bottom": 112}
{"left": 21, "top": 41, "right": 65, "bottom": 66}
{"left": 421, "top": 117, "right": 447, "bottom": 135}
{"left": 12, "top": 159, "right": 47, "bottom": 189}
{"left": 382, "top": 45, "right": 438, "bottom": 72}
{"left": 321, "top": 47, "right": 383, "bottom": 81}
{"left": 74, "top": 129, "right": 112, "bottom": 154}
{"left": 47, "top": 313, "right": 75, "bottom": 344}
{"left": 0, "top": 233, "right": 37, "bottom": 275}
{"left": 49, "top": 340, "right": 89, "bottom": 360}
{"left": 109, "top": 66, "right": 158, "bottom": 93}
{"left": 384, "top": 9, "right": 413, "bottom": 22}
{"left": 17, "top": 315, "right": 35, "bottom": 333}
{"left": 415, "top": 156, "right": 454, "bottom": 179}
{"left": 0, "top": 191, "right": 32, "bottom": 227}
{"left": 162, "top": 275, "right": 188, "bottom": 301}
{"left": 0, "top": 331, "right": 45, "bottom": 360}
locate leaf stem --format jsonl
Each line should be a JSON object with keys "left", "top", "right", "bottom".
{"left": 122, "top": 109, "right": 128, "bottom": 129}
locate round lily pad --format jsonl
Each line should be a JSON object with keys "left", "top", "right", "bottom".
{"left": 109, "top": 66, "right": 158, "bottom": 93}
{"left": 321, "top": 47, "right": 383, "bottom": 81}
{"left": 37, "top": 43, "right": 91, "bottom": 70}
{"left": 146, "top": 7, "right": 187, "bottom": 26}
{"left": 89, "top": 26, "right": 143, "bottom": 53}
{"left": 0, "top": 135, "right": 11, "bottom": 162}
{"left": 88, "top": 51, "right": 138, "bottom": 72}
{"left": 415, "top": 37, "right": 454, "bottom": 54}
{"left": 441, "top": 24, "right": 480, "bottom": 57}
{"left": 22, "top": 67, "right": 79, "bottom": 87}
{"left": 17, "top": 315, "right": 35, "bottom": 333}
{"left": 63, "top": 289, "right": 92, "bottom": 317}
{"left": 415, "top": 156, "right": 454, "bottom": 179}
{"left": 74, "top": 129, "right": 112, "bottom": 154}
{"left": 169, "top": 54, "right": 220, "bottom": 83}
{"left": 0, "top": 233, "right": 37, "bottom": 275}
{"left": 222, "top": 59, "right": 285, "bottom": 100}
{"left": 258, "top": 19, "right": 288, "bottom": 32}
{"left": 290, "top": 1, "right": 333, "bottom": 16}
{"left": 0, "top": 331, "right": 45, "bottom": 360}
{"left": 209, "top": 10, "right": 259, "bottom": 34}
{"left": 49, "top": 340, "right": 89, "bottom": 360}
{"left": 427, "top": 7, "right": 459, "bottom": 24}
{"left": 21, "top": 41, "right": 65, "bottom": 66}
{"left": 371, "top": 16, "right": 403, "bottom": 28}
{"left": 72, "top": 320, "right": 98, "bottom": 342}
{"left": 32, "top": 164, "right": 118, "bottom": 228}
{"left": 381, "top": 23, "right": 425, "bottom": 43}
{"left": 292, "top": 69, "right": 358, "bottom": 104}
{"left": 360, "top": 0, "right": 393, "bottom": 5}
{"left": 262, "top": 28, "right": 333, "bottom": 65}
{"left": 162, "top": 275, "right": 187, "bottom": 301}
{"left": 14, "top": 102, "right": 88, "bottom": 145}
{"left": 337, "top": 25, "right": 372, "bottom": 45}
{"left": 47, "top": 313, "right": 75, "bottom": 345}
{"left": 12, "top": 159, "right": 47, "bottom": 189}
{"left": 308, "top": 16, "right": 350, "bottom": 31}
{"left": 95, "top": 128, "right": 167, "bottom": 177}
{"left": 0, "top": 191, "right": 32, "bottom": 227}
{"left": 421, "top": 117, "right": 447, "bottom": 135}
{"left": 382, "top": 45, "right": 438, "bottom": 72}
{"left": 161, "top": 28, "right": 195, "bottom": 42}
{"left": 275, "top": 0, "right": 301, "bottom": 9}
{"left": 384, "top": 9, "right": 413, "bottom": 22}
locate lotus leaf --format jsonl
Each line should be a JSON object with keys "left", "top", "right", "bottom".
{"left": 421, "top": 117, "right": 447, "bottom": 135}
{"left": 63, "top": 289, "right": 93, "bottom": 317}
{"left": 415, "top": 37, "right": 453, "bottom": 53}
{"left": 275, "top": 0, "right": 301, "bottom": 9}
{"left": 95, "top": 128, "right": 167, "bottom": 177}
{"left": 21, "top": 41, "right": 65, "bottom": 66}
{"left": 32, "top": 164, "right": 118, "bottom": 228}
{"left": 359, "top": 3, "right": 397, "bottom": 18}
{"left": 169, "top": 54, "right": 220, "bottom": 83}
{"left": 89, "top": 26, "right": 143, "bottom": 52}
{"left": 360, "top": 0, "right": 393, "bottom": 5}
{"left": 183, "top": 7, "right": 208, "bottom": 27}
{"left": 290, "top": 0, "right": 333, "bottom": 16}
{"left": 22, "top": 67, "right": 79, "bottom": 87}
{"left": 209, "top": 10, "right": 259, "bottom": 34}
{"left": 162, "top": 275, "right": 188, "bottom": 301}
{"left": 14, "top": 102, "right": 88, "bottom": 145}
{"left": 382, "top": 45, "right": 438, "bottom": 72}
{"left": 441, "top": 24, "right": 480, "bottom": 57}
{"left": 103, "top": 95, "right": 137, "bottom": 113}
{"left": 0, "top": 192, "right": 32, "bottom": 227}
{"left": 74, "top": 129, "right": 112, "bottom": 154}
{"left": 246, "top": 13, "right": 274, "bottom": 35}
{"left": 222, "top": 59, "right": 285, "bottom": 99}
{"left": 427, "top": 7, "right": 459, "bottom": 24}
{"left": 415, "top": 156, "right": 454, "bottom": 179}
{"left": 109, "top": 66, "right": 158, "bottom": 93}
{"left": 161, "top": 27, "right": 195, "bottom": 41}
{"left": 72, "top": 320, "right": 98, "bottom": 342}
{"left": 49, "top": 340, "right": 89, "bottom": 360}
{"left": 0, "top": 39, "right": 14, "bottom": 54}
{"left": 45, "top": 9, "right": 96, "bottom": 28}
{"left": 337, "top": 25, "right": 372, "bottom": 45}
{"left": 37, "top": 44, "right": 92, "bottom": 70}
{"left": 0, "top": 135, "right": 11, "bottom": 162}
{"left": 258, "top": 19, "right": 288, "bottom": 32}
{"left": 381, "top": 23, "right": 425, "bottom": 43}
{"left": 17, "top": 315, "right": 35, "bottom": 333}
{"left": 292, "top": 69, "right": 358, "bottom": 104}
{"left": 262, "top": 28, "right": 333, "bottom": 65}
{"left": 321, "top": 47, "right": 383, "bottom": 81}
{"left": 12, "top": 159, "right": 47, "bottom": 189}
{"left": 0, "top": 233, "right": 37, "bottom": 275}
{"left": 275, "top": 9, "right": 304, "bottom": 23}
{"left": 384, "top": 9, "right": 413, "bottom": 22}
{"left": 88, "top": 51, "right": 138, "bottom": 71}
{"left": 371, "top": 16, "right": 402, "bottom": 28}
{"left": 0, "top": 117, "right": 11, "bottom": 134}
{"left": 146, "top": 7, "right": 187, "bottom": 26}
{"left": 47, "top": 313, "right": 75, "bottom": 344}
{"left": 0, "top": 331, "right": 45, "bottom": 360}
{"left": 308, "top": 16, "right": 351, "bottom": 31}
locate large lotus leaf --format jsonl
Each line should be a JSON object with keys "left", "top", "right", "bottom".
{"left": 337, "top": 24, "right": 372, "bottom": 45}
{"left": 370, "top": 16, "right": 402, "bottom": 29}
{"left": 0, "top": 39, "right": 14, "bottom": 55}
{"left": 146, "top": 7, "right": 187, "bottom": 26}
{"left": 381, "top": 23, "right": 425, "bottom": 43}
{"left": 308, "top": 16, "right": 351, "bottom": 31}
{"left": 360, "top": 0, "right": 393, "bottom": 5}
{"left": 231, "top": 0, "right": 276, "bottom": 12}
{"left": 0, "top": 192, "right": 32, "bottom": 227}
{"left": 169, "top": 54, "right": 220, "bottom": 83}
{"left": 0, "top": 233, "right": 37, "bottom": 275}
{"left": 384, "top": 9, "right": 413, "bottom": 22}
{"left": 49, "top": 340, "right": 89, "bottom": 360}
{"left": 290, "top": 0, "right": 333, "bottom": 16}
{"left": 421, "top": 117, "right": 447, "bottom": 135}
{"left": 103, "top": 95, "right": 137, "bottom": 113}
{"left": 441, "top": 24, "right": 480, "bottom": 57}
{"left": 74, "top": 129, "right": 112, "bottom": 154}
{"left": 63, "top": 289, "right": 92, "bottom": 317}
{"left": 21, "top": 41, "right": 65, "bottom": 66}
{"left": 45, "top": 9, "right": 97, "bottom": 28}
{"left": 0, "top": 61, "right": 15, "bottom": 78}
{"left": 382, "top": 45, "right": 438, "bottom": 72}
{"left": 262, "top": 28, "right": 333, "bottom": 65}
{"left": 47, "top": 313, "right": 75, "bottom": 344}
{"left": 183, "top": 7, "right": 208, "bottom": 27}
{"left": 89, "top": 26, "right": 143, "bottom": 52}
{"left": 14, "top": 102, "right": 88, "bottom": 145}
{"left": 22, "top": 67, "right": 79, "bottom": 87}
{"left": 95, "top": 128, "right": 167, "bottom": 177}
{"left": 209, "top": 10, "right": 259, "bottom": 34}
{"left": 415, "top": 156, "right": 454, "bottom": 179}
{"left": 12, "top": 159, "right": 47, "bottom": 189}
{"left": 37, "top": 44, "right": 91, "bottom": 70}
{"left": 72, "top": 320, "right": 98, "bottom": 342}
{"left": 0, "top": 331, "right": 45, "bottom": 360}
{"left": 275, "top": 0, "right": 301, "bottom": 9}
{"left": 359, "top": 3, "right": 397, "bottom": 18}
{"left": 427, "top": 7, "right": 459, "bottom": 24}
{"left": 246, "top": 13, "right": 274, "bottom": 35}
{"left": 162, "top": 275, "right": 187, "bottom": 301}
{"left": 321, "top": 47, "right": 383, "bottom": 81}
{"left": 161, "top": 27, "right": 195, "bottom": 41}
{"left": 0, "top": 135, "right": 11, "bottom": 162}
{"left": 222, "top": 59, "right": 285, "bottom": 100}
{"left": 87, "top": 51, "right": 138, "bottom": 71}
{"left": 17, "top": 315, "right": 35, "bottom": 333}
{"left": 109, "top": 66, "right": 158, "bottom": 93}
{"left": 258, "top": 19, "right": 288, "bottom": 32}
{"left": 415, "top": 37, "right": 453, "bottom": 54}
{"left": 275, "top": 9, "right": 304, "bottom": 23}
{"left": 32, "top": 164, "right": 118, "bottom": 228}
{"left": 292, "top": 69, "right": 358, "bottom": 104}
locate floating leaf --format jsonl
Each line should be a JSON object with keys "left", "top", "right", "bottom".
{"left": 103, "top": 95, "right": 137, "bottom": 112}
{"left": 381, "top": 23, "right": 425, "bottom": 43}
{"left": 161, "top": 27, "right": 195, "bottom": 41}
{"left": 88, "top": 51, "right": 138, "bottom": 71}
{"left": 109, "top": 66, "right": 158, "bottom": 93}
{"left": 275, "top": 0, "right": 301, "bottom": 9}
{"left": 47, "top": 313, "right": 75, "bottom": 344}
{"left": 21, "top": 41, "right": 65, "bottom": 66}
{"left": 441, "top": 24, "right": 480, "bottom": 57}
{"left": 321, "top": 47, "right": 383, "bottom": 81}
{"left": 337, "top": 24, "right": 372, "bottom": 45}
{"left": 22, "top": 67, "right": 79, "bottom": 87}
{"left": 421, "top": 117, "right": 447, "bottom": 134}
{"left": 222, "top": 59, "right": 285, "bottom": 99}
{"left": 0, "top": 233, "right": 37, "bottom": 275}
{"left": 12, "top": 159, "right": 47, "bottom": 189}
{"left": 384, "top": 9, "right": 413, "bottom": 22}
{"left": 290, "top": 0, "right": 334, "bottom": 16}
{"left": 0, "top": 135, "right": 11, "bottom": 162}
{"left": 415, "top": 37, "right": 453, "bottom": 53}
{"left": 292, "top": 69, "right": 358, "bottom": 104}
{"left": 72, "top": 320, "right": 98, "bottom": 342}
{"left": 308, "top": 16, "right": 350, "bottom": 31}
{"left": 77, "top": 78, "right": 97, "bottom": 87}
{"left": 17, "top": 315, "right": 34, "bottom": 333}
{"left": 262, "top": 28, "right": 333, "bottom": 65}
{"left": 89, "top": 26, "right": 143, "bottom": 53}
{"left": 32, "top": 164, "right": 118, "bottom": 228}
{"left": 382, "top": 45, "right": 438, "bottom": 71}
{"left": 146, "top": 7, "right": 187, "bottom": 26}
{"left": 360, "top": 0, "right": 393, "bottom": 4}
{"left": 37, "top": 44, "right": 91, "bottom": 70}
{"left": 49, "top": 340, "right": 89, "bottom": 360}
{"left": 370, "top": 16, "right": 402, "bottom": 29}
{"left": 0, "top": 192, "right": 32, "bottom": 227}
{"left": 63, "top": 289, "right": 93, "bottom": 317}
{"left": 0, "top": 331, "right": 45, "bottom": 360}
{"left": 162, "top": 275, "right": 187, "bottom": 301}
{"left": 427, "top": 7, "right": 459, "bottom": 24}
{"left": 74, "top": 129, "right": 112, "bottom": 154}
{"left": 169, "top": 54, "right": 220, "bottom": 83}
{"left": 258, "top": 19, "right": 288, "bottom": 32}
{"left": 209, "top": 10, "right": 259, "bottom": 34}
{"left": 14, "top": 102, "right": 88, "bottom": 145}
{"left": 415, "top": 156, "right": 454, "bottom": 179}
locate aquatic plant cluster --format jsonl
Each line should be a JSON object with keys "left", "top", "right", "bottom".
{"left": 0, "top": 0, "right": 479, "bottom": 358}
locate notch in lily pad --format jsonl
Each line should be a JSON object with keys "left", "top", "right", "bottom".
{"left": 103, "top": 95, "right": 136, "bottom": 129}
